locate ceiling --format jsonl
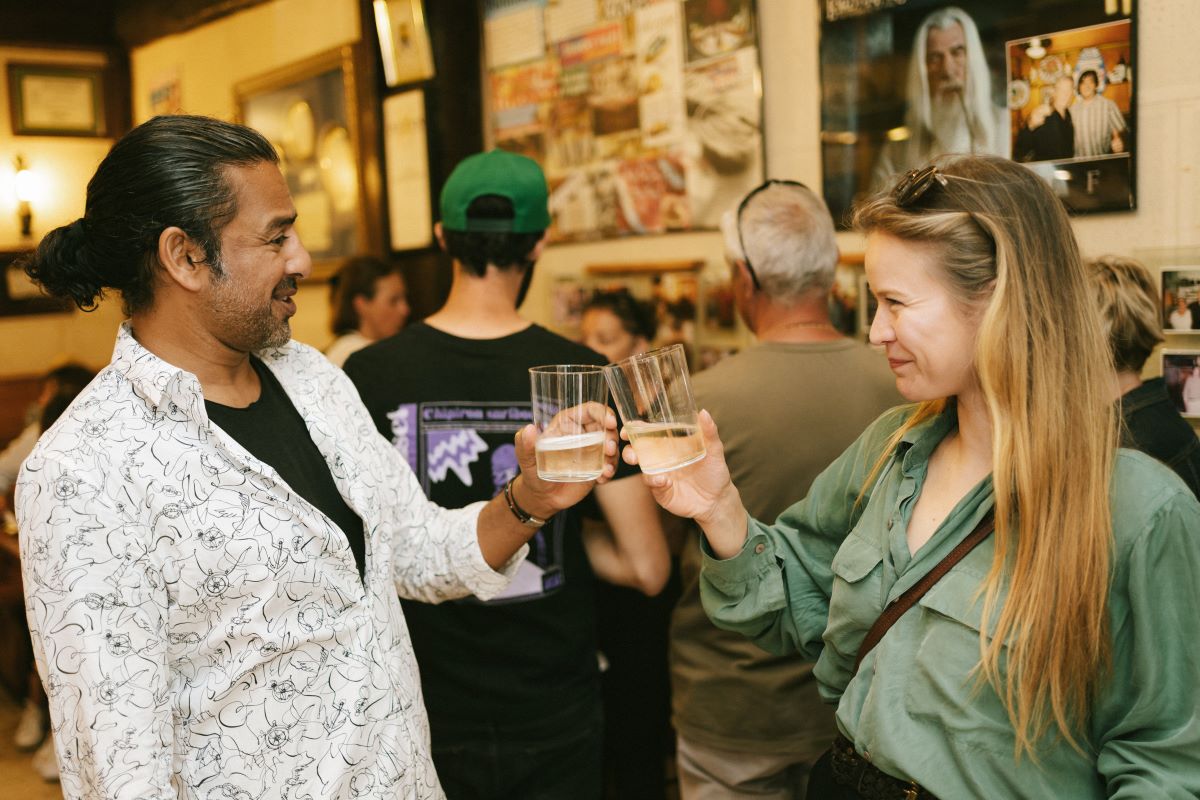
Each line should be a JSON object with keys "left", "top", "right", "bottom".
{"left": 0, "top": 0, "right": 271, "bottom": 49}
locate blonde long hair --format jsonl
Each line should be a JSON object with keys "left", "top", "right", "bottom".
{"left": 853, "top": 156, "right": 1117, "bottom": 757}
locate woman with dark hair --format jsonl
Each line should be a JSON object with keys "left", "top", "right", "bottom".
{"left": 580, "top": 289, "right": 656, "bottom": 364}
{"left": 578, "top": 289, "right": 678, "bottom": 800}
{"left": 626, "top": 155, "right": 1200, "bottom": 798}
{"left": 325, "top": 256, "right": 409, "bottom": 367}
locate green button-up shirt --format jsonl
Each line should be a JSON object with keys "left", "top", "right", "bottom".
{"left": 701, "top": 406, "right": 1200, "bottom": 798}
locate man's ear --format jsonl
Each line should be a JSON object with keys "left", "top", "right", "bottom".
{"left": 529, "top": 233, "right": 548, "bottom": 263}
{"left": 351, "top": 292, "right": 369, "bottom": 320}
{"left": 433, "top": 222, "right": 447, "bottom": 252}
{"left": 157, "top": 226, "right": 211, "bottom": 293}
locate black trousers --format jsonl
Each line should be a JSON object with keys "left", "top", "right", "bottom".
{"left": 805, "top": 748, "right": 860, "bottom": 800}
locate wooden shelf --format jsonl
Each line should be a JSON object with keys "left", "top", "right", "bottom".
{"left": 586, "top": 259, "right": 705, "bottom": 275}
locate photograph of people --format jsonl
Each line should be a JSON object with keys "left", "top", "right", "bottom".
{"left": 871, "top": 6, "right": 1008, "bottom": 187}
{"left": 626, "top": 155, "right": 1200, "bottom": 797}
{"left": 1184, "top": 358, "right": 1200, "bottom": 416}
{"left": 1169, "top": 296, "right": 1194, "bottom": 330}
{"left": 1161, "top": 270, "right": 1200, "bottom": 332}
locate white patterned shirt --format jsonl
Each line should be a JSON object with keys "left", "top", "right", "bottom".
{"left": 16, "top": 323, "right": 523, "bottom": 800}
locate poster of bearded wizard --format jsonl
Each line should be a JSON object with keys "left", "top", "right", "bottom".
{"left": 819, "top": 0, "right": 1136, "bottom": 226}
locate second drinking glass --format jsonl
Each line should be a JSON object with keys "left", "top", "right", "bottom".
{"left": 603, "top": 343, "right": 706, "bottom": 474}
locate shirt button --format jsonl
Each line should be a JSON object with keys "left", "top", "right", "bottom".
{"left": 754, "top": 542, "right": 765, "bottom": 555}
{"left": 886, "top": 517, "right": 894, "bottom": 530}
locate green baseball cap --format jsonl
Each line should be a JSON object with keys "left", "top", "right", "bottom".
{"left": 439, "top": 149, "right": 551, "bottom": 234}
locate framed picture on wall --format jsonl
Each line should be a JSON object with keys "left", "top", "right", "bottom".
{"left": 382, "top": 89, "right": 433, "bottom": 251}
{"left": 7, "top": 63, "right": 107, "bottom": 137}
{"left": 374, "top": 0, "right": 435, "bottom": 87}
{"left": 819, "top": 0, "right": 1136, "bottom": 227}
{"left": 235, "top": 47, "right": 375, "bottom": 279}
{"left": 1162, "top": 350, "right": 1200, "bottom": 419}
{"left": 1162, "top": 269, "right": 1200, "bottom": 333}
{"left": 0, "top": 251, "right": 71, "bottom": 316}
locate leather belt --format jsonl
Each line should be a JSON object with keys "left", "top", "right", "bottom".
{"left": 830, "top": 735, "right": 940, "bottom": 800}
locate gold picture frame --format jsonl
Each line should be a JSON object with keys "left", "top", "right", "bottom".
{"left": 235, "top": 46, "right": 380, "bottom": 280}
{"left": 373, "top": 0, "right": 435, "bottom": 87}
{"left": 7, "top": 63, "right": 106, "bottom": 137}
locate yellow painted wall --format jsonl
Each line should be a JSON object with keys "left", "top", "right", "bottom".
{"left": 2, "top": 0, "right": 1199, "bottom": 392}
{"left": 0, "top": 47, "right": 120, "bottom": 376}
{"left": 128, "top": 0, "right": 361, "bottom": 351}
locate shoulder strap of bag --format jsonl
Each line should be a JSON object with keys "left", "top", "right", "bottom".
{"left": 853, "top": 510, "right": 996, "bottom": 672}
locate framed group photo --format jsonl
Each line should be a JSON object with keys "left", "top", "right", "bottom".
{"left": 819, "top": 0, "right": 1135, "bottom": 226}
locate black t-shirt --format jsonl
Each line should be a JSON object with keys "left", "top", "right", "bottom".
{"left": 345, "top": 322, "right": 614, "bottom": 726}
{"left": 205, "top": 357, "right": 366, "bottom": 579}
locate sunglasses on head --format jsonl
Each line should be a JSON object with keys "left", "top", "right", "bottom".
{"left": 892, "top": 164, "right": 949, "bottom": 207}
{"left": 735, "top": 179, "right": 809, "bottom": 291}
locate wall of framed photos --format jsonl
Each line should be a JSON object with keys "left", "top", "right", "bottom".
{"left": 3, "top": 0, "right": 1198, "bottom": 412}
{"left": 481, "top": 0, "right": 765, "bottom": 244}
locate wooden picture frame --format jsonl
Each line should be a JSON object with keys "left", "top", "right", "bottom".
{"left": 374, "top": 0, "right": 436, "bottom": 87}
{"left": 382, "top": 89, "right": 433, "bottom": 251}
{"left": 7, "top": 63, "right": 106, "bottom": 137}
{"left": 235, "top": 46, "right": 380, "bottom": 280}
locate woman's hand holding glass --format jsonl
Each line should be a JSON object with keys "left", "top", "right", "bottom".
{"left": 621, "top": 409, "right": 749, "bottom": 559}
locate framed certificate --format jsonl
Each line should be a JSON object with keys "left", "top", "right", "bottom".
{"left": 7, "top": 63, "right": 106, "bottom": 137}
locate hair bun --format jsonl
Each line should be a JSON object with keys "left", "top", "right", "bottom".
{"left": 23, "top": 217, "right": 106, "bottom": 310}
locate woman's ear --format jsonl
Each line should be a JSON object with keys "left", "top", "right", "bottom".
{"left": 157, "top": 226, "right": 211, "bottom": 293}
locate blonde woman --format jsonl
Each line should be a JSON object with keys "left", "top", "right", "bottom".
{"left": 1087, "top": 255, "right": 1200, "bottom": 498}
{"left": 624, "top": 156, "right": 1200, "bottom": 798}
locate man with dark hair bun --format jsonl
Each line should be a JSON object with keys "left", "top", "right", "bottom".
{"left": 15, "top": 116, "right": 615, "bottom": 800}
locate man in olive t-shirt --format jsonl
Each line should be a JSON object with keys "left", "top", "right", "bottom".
{"left": 671, "top": 181, "right": 901, "bottom": 799}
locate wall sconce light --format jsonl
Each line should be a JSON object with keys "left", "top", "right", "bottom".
{"left": 14, "top": 155, "right": 35, "bottom": 238}
{"left": 1025, "top": 38, "right": 1047, "bottom": 60}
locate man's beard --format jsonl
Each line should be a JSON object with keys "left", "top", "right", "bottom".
{"left": 207, "top": 257, "right": 296, "bottom": 352}
{"left": 929, "top": 91, "right": 971, "bottom": 153}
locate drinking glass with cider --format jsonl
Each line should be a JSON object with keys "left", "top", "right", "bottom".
{"left": 603, "top": 344, "right": 706, "bottom": 474}
{"left": 529, "top": 365, "right": 609, "bottom": 482}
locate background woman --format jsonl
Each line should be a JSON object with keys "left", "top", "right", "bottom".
{"left": 625, "top": 155, "right": 1200, "bottom": 798}
{"left": 324, "top": 255, "right": 410, "bottom": 367}
{"left": 1087, "top": 255, "right": 1200, "bottom": 497}
{"left": 579, "top": 288, "right": 678, "bottom": 800}
{"left": 581, "top": 288, "right": 656, "bottom": 366}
